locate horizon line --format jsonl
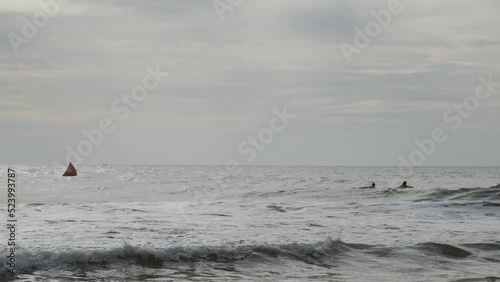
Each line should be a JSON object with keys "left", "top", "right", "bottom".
{"left": 2, "top": 164, "right": 500, "bottom": 168}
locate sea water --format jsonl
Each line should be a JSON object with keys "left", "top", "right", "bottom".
{"left": 0, "top": 165, "right": 499, "bottom": 281}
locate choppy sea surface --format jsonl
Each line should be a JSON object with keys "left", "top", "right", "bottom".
{"left": 0, "top": 165, "right": 499, "bottom": 281}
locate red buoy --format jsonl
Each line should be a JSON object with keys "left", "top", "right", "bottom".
{"left": 63, "top": 162, "right": 77, "bottom": 176}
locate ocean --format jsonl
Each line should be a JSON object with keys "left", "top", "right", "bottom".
{"left": 0, "top": 165, "right": 499, "bottom": 281}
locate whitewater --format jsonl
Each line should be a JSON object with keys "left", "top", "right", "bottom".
{"left": 0, "top": 165, "right": 499, "bottom": 281}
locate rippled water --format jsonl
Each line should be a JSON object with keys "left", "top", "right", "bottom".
{"left": 0, "top": 166, "right": 499, "bottom": 281}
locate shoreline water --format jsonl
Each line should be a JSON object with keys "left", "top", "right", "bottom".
{"left": 1, "top": 166, "right": 499, "bottom": 281}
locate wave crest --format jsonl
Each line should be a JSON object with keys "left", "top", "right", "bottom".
{"left": 416, "top": 185, "right": 500, "bottom": 202}
{"left": 415, "top": 242, "right": 472, "bottom": 259}
{"left": 2, "top": 239, "right": 498, "bottom": 275}
{"left": 1, "top": 239, "right": 359, "bottom": 274}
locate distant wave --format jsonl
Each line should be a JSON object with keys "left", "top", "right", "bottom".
{"left": 415, "top": 185, "right": 500, "bottom": 202}
{"left": 415, "top": 242, "right": 473, "bottom": 259}
{"left": 2, "top": 239, "right": 499, "bottom": 275}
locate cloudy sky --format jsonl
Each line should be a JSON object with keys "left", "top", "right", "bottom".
{"left": 1, "top": 0, "right": 499, "bottom": 166}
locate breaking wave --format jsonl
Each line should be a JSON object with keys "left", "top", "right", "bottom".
{"left": 1, "top": 239, "right": 499, "bottom": 276}
{"left": 0, "top": 239, "right": 346, "bottom": 275}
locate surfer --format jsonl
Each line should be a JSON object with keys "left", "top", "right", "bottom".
{"left": 399, "top": 181, "right": 413, "bottom": 188}
{"left": 359, "top": 183, "right": 376, "bottom": 189}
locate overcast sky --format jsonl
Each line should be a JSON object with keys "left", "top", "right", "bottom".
{"left": 1, "top": 0, "right": 500, "bottom": 166}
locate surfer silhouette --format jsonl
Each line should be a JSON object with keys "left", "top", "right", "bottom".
{"left": 359, "top": 183, "right": 376, "bottom": 189}
{"left": 399, "top": 181, "right": 413, "bottom": 188}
